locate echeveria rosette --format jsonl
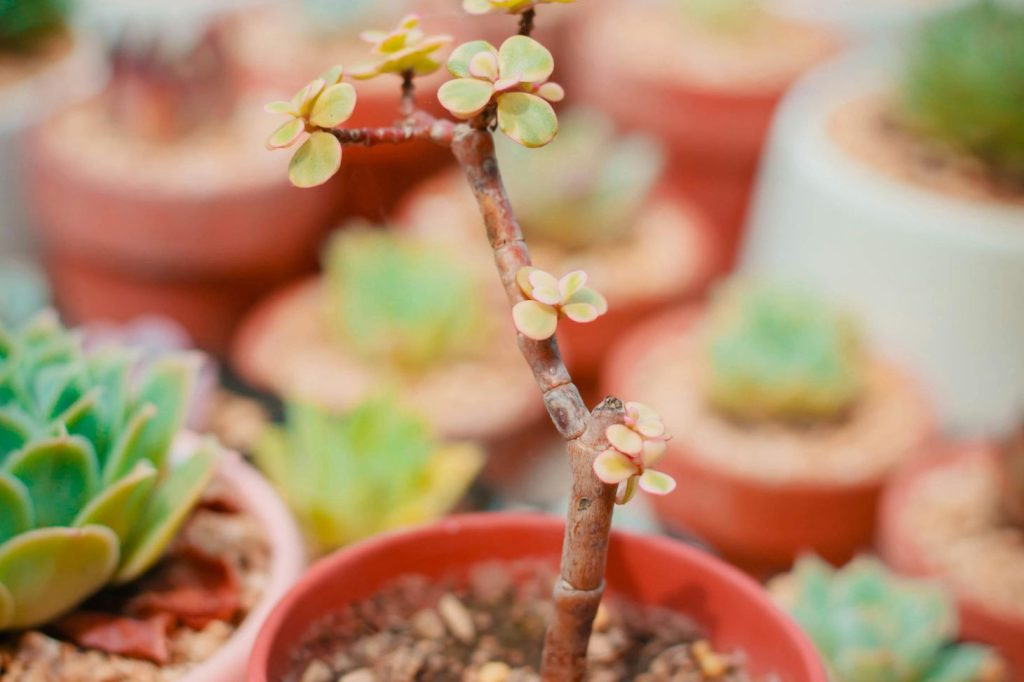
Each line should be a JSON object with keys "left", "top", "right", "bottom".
{"left": 512, "top": 267, "right": 607, "bottom": 341}
{"left": 438, "top": 36, "right": 565, "bottom": 148}
{"left": 265, "top": 65, "right": 356, "bottom": 188}
{"left": 773, "top": 556, "right": 1004, "bottom": 682}
{"left": 0, "top": 313, "right": 220, "bottom": 630}
{"left": 351, "top": 14, "right": 452, "bottom": 80}
{"left": 593, "top": 402, "right": 675, "bottom": 505}
{"left": 463, "top": 0, "right": 577, "bottom": 15}
{"left": 254, "top": 397, "right": 483, "bottom": 554}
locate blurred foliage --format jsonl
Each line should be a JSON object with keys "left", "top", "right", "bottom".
{"left": 901, "top": 0, "right": 1024, "bottom": 183}
{"left": 0, "top": 0, "right": 68, "bottom": 53}
{"left": 703, "top": 281, "right": 866, "bottom": 423}
{"left": 0, "top": 263, "right": 49, "bottom": 330}
{"left": 254, "top": 396, "right": 482, "bottom": 554}
{"left": 497, "top": 109, "right": 664, "bottom": 250}
{"left": 676, "top": 0, "right": 763, "bottom": 32}
{"left": 0, "top": 313, "right": 217, "bottom": 630}
{"left": 324, "top": 227, "right": 485, "bottom": 372}
{"left": 775, "top": 556, "right": 1000, "bottom": 682}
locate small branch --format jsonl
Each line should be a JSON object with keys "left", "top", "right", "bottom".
{"left": 519, "top": 8, "right": 537, "bottom": 36}
{"left": 399, "top": 70, "right": 416, "bottom": 119}
{"left": 328, "top": 118, "right": 455, "bottom": 147}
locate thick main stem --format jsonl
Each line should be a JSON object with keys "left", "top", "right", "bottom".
{"left": 451, "top": 125, "right": 622, "bottom": 681}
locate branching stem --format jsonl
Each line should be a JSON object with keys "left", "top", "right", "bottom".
{"left": 400, "top": 69, "right": 416, "bottom": 119}
{"left": 519, "top": 8, "right": 537, "bottom": 36}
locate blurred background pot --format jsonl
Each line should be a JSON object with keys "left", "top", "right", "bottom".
{"left": 246, "top": 513, "right": 828, "bottom": 682}
{"left": 879, "top": 443, "right": 1024, "bottom": 679}
{"left": 741, "top": 47, "right": 1024, "bottom": 437}
{"left": 569, "top": 0, "right": 839, "bottom": 267}
{"left": 605, "top": 300, "right": 934, "bottom": 572}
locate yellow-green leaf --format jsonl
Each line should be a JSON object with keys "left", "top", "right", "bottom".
{"left": 310, "top": 82, "right": 357, "bottom": 129}
{"left": 447, "top": 40, "right": 498, "bottom": 78}
{"left": 289, "top": 132, "right": 343, "bottom": 188}
{"left": 498, "top": 35, "right": 554, "bottom": 83}
{"left": 512, "top": 300, "right": 558, "bottom": 340}
{"left": 497, "top": 92, "right": 558, "bottom": 148}
{"left": 266, "top": 117, "right": 305, "bottom": 150}
{"left": 438, "top": 78, "right": 496, "bottom": 119}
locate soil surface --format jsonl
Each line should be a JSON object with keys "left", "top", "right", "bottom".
{"left": 0, "top": 479, "right": 271, "bottom": 681}
{"left": 831, "top": 93, "right": 1024, "bottom": 205}
{"left": 898, "top": 449, "right": 1024, "bottom": 621}
{"left": 624, "top": 313, "right": 932, "bottom": 484}
{"left": 287, "top": 561, "right": 761, "bottom": 682}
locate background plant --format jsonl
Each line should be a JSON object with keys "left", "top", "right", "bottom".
{"left": 497, "top": 108, "right": 665, "bottom": 250}
{"left": 702, "top": 280, "right": 866, "bottom": 424}
{"left": 901, "top": 0, "right": 1024, "bottom": 185}
{"left": 773, "top": 556, "right": 1001, "bottom": 682}
{"left": 254, "top": 396, "right": 482, "bottom": 555}
{"left": 0, "top": 0, "right": 68, "bottom": 53}
{"left": 0, "top": 313, "right": 218, "bottom": 630}
{"left": 324, "top": 227, "right": 486, "bottom": 372}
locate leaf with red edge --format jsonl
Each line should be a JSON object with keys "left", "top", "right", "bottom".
{"left": 127, "top": 547, "right": 240, "bottom": 630}
{"left": 52, "top": 611, "right": 174, "bottom": 664}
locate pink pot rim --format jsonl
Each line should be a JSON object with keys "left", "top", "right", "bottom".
{"left": 175, "top": 433, "right": 307, "bottom": 682}
{"left": 602, "top": 303, "right": 937, "bottom": 496}
{"left": 247, "top": 512, "right": 827, "bottom": 682}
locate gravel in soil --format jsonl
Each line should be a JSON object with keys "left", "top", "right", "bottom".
{"left": 288, "top": 561, "right": 762, "bottom": 682}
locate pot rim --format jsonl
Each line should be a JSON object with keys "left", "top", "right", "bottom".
{"left": 247, "top": 512, "right": 827, "bottom": 681}
{"left": 603, "top": 303, "right": 936, "bottom": 495}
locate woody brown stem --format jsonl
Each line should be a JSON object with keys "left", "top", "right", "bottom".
{"left": 451, "top": 124, "right": 622, "bottom": 681}
{"left": 519, "top": 8, "right": 537, "bottom": 36}
{"left": 399, "top": 69, "right": 416, "bottom": 119}
{"left": 328, "top": 118, "right": 455, "bottom": 147}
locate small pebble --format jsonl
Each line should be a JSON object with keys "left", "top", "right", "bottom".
{"left": 586, "top": 633, "right": 617, "bottom": 664}
{"left": 691, "top": 640, "right": 728, "bottom": 679}
{"left": 592, "top": 602, "right": 612, "bottom": 632}
{"left": 300, "top": 660, "right": 333, "bottom": 682}
{"left": 477, "top": 661, "right": 511, "bottom": 682}
{"left": 412, "top": 608, "right": 447, "bottom": 640}
{"left": 438, "top": 593, "right": 477, "bottom": 644}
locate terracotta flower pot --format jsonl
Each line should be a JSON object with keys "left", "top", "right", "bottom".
{"left": 604, "top": 306, "right": 934, "bottom": 573}
{"left": 879, "top": 444, "right": 1024, "bottom": 679}
{"left": 567, "top": 2, "right": 838, "bottom": 267}
{"left": 247, "top": 513, "right": 827, "bottom": 681}
{"left": 24, "top": 109, "right": 337, "bottom": 356}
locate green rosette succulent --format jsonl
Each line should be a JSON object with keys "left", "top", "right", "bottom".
{"left": 496, "top": 109, "right": 665, "bottom": 250}
{"left": 254, "top": 396, "right": 483, "bottom": 554}
{"left": 324, "top": 227, "right": 485, "bottom": 372}
{"left": 0, "top": 313, "right": 219, "bottom": 630}
{"left": 0, "top": 0, "right": 68, "bottom": 53}
{"left": 901, "top": 0, "right": 1024, "bottom": 184}
{"left": 775, "top": 556, "right": 1001, "bottom": 682}
{"left": 703, "top": 281, "right": 866, "bottom": 423}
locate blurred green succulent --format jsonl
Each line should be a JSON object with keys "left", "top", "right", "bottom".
{"left": 702, "top": 281, "right": 866, "bottom": 423}
{"left": 325, "top": 227, "right": 485, "bottom": 372}
{"left": 0, "top": 0, "right": 68, "bottom": 53}
{"left": 0, "top": 262, "right": 50, "bottom": 331}
{"left": 775, "top": 556, "right": 1001, "bottom": 682}
{"left": 901, "top": 0, "right": 1024, "bottom": 184}
{"left": 497, "top": 109, "right": 665, "bottom": 250}
{"left": 254, "top": 396, "right": 482, "bottom": 554}
{"left": 677, "top": 0, "right": 763, "bottom": 33}
{"left": 300, "top": 0, "right": 408, "bottom": 34}
{"left": 0, "top": 313, "right": 219, "bottom": 630}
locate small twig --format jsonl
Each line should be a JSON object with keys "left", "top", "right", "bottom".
{"left": 328, "top": 119, "right": 455, "bottom": 147}
{"left": 399, "top": 69, "right": 416, "bottom": 119}
{"left": 518, "top": 8, "right": 537, "bottom": 36}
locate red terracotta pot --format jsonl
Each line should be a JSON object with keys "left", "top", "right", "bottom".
{"left": 603, "top": 306, "right": 932, "bottom": 574}
{"left": 247, "top": 513, "right": 827, "bottom": 681}
{"left": 25, "top": 129, "right": 337, "bottom": 356}
{"left": 879, "top": 444, "right": 1024, "bottom": 679}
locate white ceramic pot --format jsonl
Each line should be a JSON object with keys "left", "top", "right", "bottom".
{"left": 740, "top": 50, "right": 1024, "bottom": 437}
{"left": 0, "top": 34, "right": 106, "bottom": 259}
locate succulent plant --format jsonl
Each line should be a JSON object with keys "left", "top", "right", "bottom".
{"left": 702, "top": 281, "right": 866, "bottom": 424}
{"left": 512, "top": 267, "right": 608, "bottom": 341}
{"left": 438, "top": 35, "right": 565, "bottom": 147}
{"left": 593, "top": 402, "right": 675, "bottom": 505}
{"left": 0, "top": 262, "right": 50, "bottom": 331}
{"left": 496, "top": 109, "right": 665, "bottom": 250}
{"left": 774, "top": 556, "right": 1001, "bottom": 682}
{"left": 351, "top": 14, "right": 452, "bottom": 80}
{"left": 299, "top": 0, "right": 409, "bottom": 35}
{"left": 0, "top": 313, "right": 219, "bottom": 630}
{"left": 0, "top": 0, "right": 68, "bottom": 53}
{"left": 325, "top": 227, "right": 485, "bottom": 372}
{"left": 254, "top": 396, "right": 482, "bottom": 554}
{"left": 901, "top": 0, "right": 1024, "bottom": 184}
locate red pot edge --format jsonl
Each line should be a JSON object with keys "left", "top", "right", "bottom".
{"left": 246, "top": 512, "right": 828, "bottom": 682}
{"left": 601, "top": 303, "right": 937, "bottom": 497}
{"left": 877, "top": 442, "right": 1024, "bottom": 676}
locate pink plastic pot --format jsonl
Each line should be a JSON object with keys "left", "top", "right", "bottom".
{"left": 879, "top": 444, "right": 1024, "bottom": 680}
{"left": 247, "top": 513, "right": 827, "bottom": 681}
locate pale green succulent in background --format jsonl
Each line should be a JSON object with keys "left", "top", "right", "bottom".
{"left": 324, "top": 227, "right": 486, "bottom": 372}
{"left": 773, "top": 556, "right": 1001, "bottom": 682}
{"left": 702, "top": 281, "right": 866, "bottom": 423}
{"left": 299, "top": 0, "right": 410, "bottom": 35}
{"left": 497, "top": 108, "right": 665, "bottom": 250}
{"left": 0, "top": 262, "right": 50, "bottom": 331}
{"left": 0, "top": 313, "right": 219, "bottom": 630}
{"left": 254, "top": 396, "right": 483, "bottom": 555}
{"left": 0, "top": 0, "right": 68, "bottom": 53}
{"left": 901, "top": 0, "right": 1024, "bottom": 185}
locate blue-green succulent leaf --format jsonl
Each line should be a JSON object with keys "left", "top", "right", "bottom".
{"left": 5, "top": 436, "right": 99, "bottom": 528}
